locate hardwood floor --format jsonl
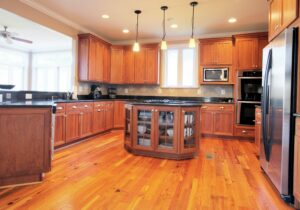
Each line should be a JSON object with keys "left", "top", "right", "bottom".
{"left": 0, "top": 131, "right": 294, "bottom": 210}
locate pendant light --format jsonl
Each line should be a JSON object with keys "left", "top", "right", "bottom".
{"left": 189, "top": 1, "right": 198, "bottom": 48}
{"left": 160, "top": 6, "right": 168, "bottom": 50}
{"left": 133, "top": 10, "right": 141, "bottom": 52}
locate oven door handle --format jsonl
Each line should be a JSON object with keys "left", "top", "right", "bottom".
{"left": 262, "top": 49, "right": 272, "bottom": 162}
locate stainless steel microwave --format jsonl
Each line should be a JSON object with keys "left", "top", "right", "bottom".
{"left": 203, "top": 68, "right": 229, "bottom": 82}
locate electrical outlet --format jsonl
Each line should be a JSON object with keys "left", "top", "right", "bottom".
{"left": 6, "top": 93, "right": 11, "bottom": 99}
{"left": 25, "top": 93, "right": 32, "bottom": 100}
{"left": 197, "top": 89, "right": 201, "bottom": 95}
{"left": 221, "top": 89, "right": 226, "bottom": 95}
{"left": 124, "top": 88, "right": 129, "bottom": 94}
{"left": 0, "top": 94, "right": 2, "bottom": 102}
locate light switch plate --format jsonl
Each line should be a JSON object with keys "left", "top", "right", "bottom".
{"left": 221, "top": 89, "right": 226, "bottom": 95}
{"left": 124, "top": 88, "right": 129, "bottom": 94}
{"left": 25, "top": 93, "right": 32, "bottom": 100}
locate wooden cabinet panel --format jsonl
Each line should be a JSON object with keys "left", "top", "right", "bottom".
{"left": 80, "top": 110, "right": 93, "bottom": 138}
{"left": 200, "top": 111, "right": 214, "bottom": 134}
{"left": 114, "top": 101, "right": 125, "bottom": 128}
{"left": 145, "top": 47, "right": 158, "bottom": 84}
{"left": 200, "top": 42, "right": 215, "bottom": 65}
{"left": 234, "top": 126, "right": 255, "bottom": 138}
{"left": 95, "top": 41, "right": 104, "bottom": 81}
{"left": 124, "top": 47, "right": 135, "bottom": 84}
{"left": 93, "top": 108, "right": 105, "bottom": 133}
{"left": 103, "top": 44, "right": 111, "bottom": 83}
{"left": 255, "top": 107, "right": 262, "bottom": 155}
{"left": 105, "top": 102, "right": 114, "bottom": 130}
{"left": 216, "top": 41, "right": 233, "bottom": 65}
{"left": 294, "top": 118, "right": 300, "bottom": 204}
{"left": 282, "top": 0, "right": 298, "bottom": 27}
{"left": 88, "top": 37, "right": 98, "bottom": 81}
{"left": 0, "top": 108, "right": 51, "bottom": 186}
{"left": 236, "top": 38, "right": 258, "bottom": 70}
{"left": 258, "top": 37, "right": 269, "bottom": 69}
{"left": 269, "top": 0, "right": 282, "bottom": 39}
{"left": 134, "top": 49, "right": 146, "bottom": 84}
{"left": 110, "top": 46, "right": 124, "bottom": 84}
{"left": 213, "top": 111, "right": 234, "bottom": 136}
{"left": 54, "top": 113, "right": 66, "bottom": 147}
{"left": 65, "top": 112, "right": 81, "bottom": 143}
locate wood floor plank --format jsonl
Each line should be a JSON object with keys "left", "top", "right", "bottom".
{"left": 0, "top": 131, "right": 294, "bottom": 210}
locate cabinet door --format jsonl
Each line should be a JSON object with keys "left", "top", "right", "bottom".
{"left": 145, "top": 47, "right": 158, "bottom": 84}
{"left": 180, "top": 108, "right": 199, "bottom": 154}
{"left": 155, "top": 107, "right": 179, "bottom": 154}
{"left": 213, "top": 111, "right": 234, "bottom": 136}
{"left": 95, "top": 41, "right": 104, "bottom": 81}
{"left": 216, "top": 41, "right": 233, "bottom": 65}
{"left": 200, "top": 42, "right": 215, "bottom": 65}
{"left": 110, "top": 47, "right": 124, "bottom": 84}
{"left": 133, "top": 106, "right": 155, "bottom": 151}
{"left": 93, "top": 108, "right": 105, "bottom": 133}
{"left": 65, "top": 112, "right": 81, "bottom": 143}
{"left": 88, "top": 37, "right": 98, "bottom": 81}
{"left": 105, "top": 102, "right": 114, "bottom": 130}
{"left": 258, "top": 37, "right": 269, "bottom": 69}
{"left": 134, "top": 49, "right": 146, "bottom": 84}
{"left": 54, "top": 113, "right": 66, "bottom": 146}
{"left": 236, "top": 38, "right": 258, "bottom": 70}
{"left": 294, "top": 128, "right": 300, "bottom": 203}
{"left": 124, "top": 47, "right": 135, "bottom": 84}
{"left": 269, "top": 0, "right": 283, "bottom": 39}
{"left": 200, "top": 109, "right": 214, "bottom": 135}
{"left": 103, "top": 44, "right": 111, "bottom": 83}
{"left": 80, "top": 110, "right": 93, "bottom": 137}
{"left": 282, "top": 0, "right": 298, "bottom": 28}
{"left": 113, "top": 101, "right": 125, "bottom": 128}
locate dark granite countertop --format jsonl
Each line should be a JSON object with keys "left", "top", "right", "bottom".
{"left": 0, "top": 100, "right": 54, "bottom": 108}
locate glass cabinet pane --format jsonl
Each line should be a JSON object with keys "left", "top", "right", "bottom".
{"left": 158, "top": 111, "right": 175, "bottom": 149}
{"left": 183, "top": 111, "right": 196, "bottom": 148}
{"left": 137, "top": 110, "right": 152, "bottom": 147}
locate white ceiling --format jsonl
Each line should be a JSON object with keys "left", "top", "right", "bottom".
{"left": 0, "top": 9, "right": 72, "bottom": 52}
{"left": 26, "top": 0, "right": 268, "bottom": 43}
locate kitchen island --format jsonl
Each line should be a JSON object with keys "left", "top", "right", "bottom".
{"left": 124, "top": 100, "right": 201, "bottom": 159}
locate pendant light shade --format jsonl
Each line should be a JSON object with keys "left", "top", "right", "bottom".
{"left": 189, "top": 1, "right": 198, "bottom": 48}
{"left": 133, "top": 10, "right": 141, "bottom": 52}
{"left": 160, "top": 6, "right": 168, "bottom": 50}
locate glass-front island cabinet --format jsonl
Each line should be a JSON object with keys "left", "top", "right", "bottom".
{"left": 124, "top": 102, "right": 201, "bottom": 159}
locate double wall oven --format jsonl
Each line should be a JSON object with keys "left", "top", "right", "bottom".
{"left": 237, "top": 71, "right": 262, "bottom": 125}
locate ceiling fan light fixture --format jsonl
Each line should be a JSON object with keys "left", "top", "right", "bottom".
{"left": 160, "top": 6, "right": 168, "bottom": 50}
{"left": 189, "top": 1, "right": 198, "bottom": 48}
{"left": 133, "top": 10, "right": 141, "bottom": 52}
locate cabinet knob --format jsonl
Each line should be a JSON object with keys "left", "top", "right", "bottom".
{"left": 155, "top": 110, "right": 158, "bottom": 112}
{"left": 202, "top": 106, "right": 207, "bottom": 109}
{"left": 97, "top": 109, "right": 101, "bottom": 112}
{"left": 57, "top": 107, "right": 63, "bottom": 110}
{"left": 182, "top": 111, "right": 185, "bottom": 113}
{"left": 72, "top": 106, "right": 77, "bottom": 109}
{"left": 219, "top": 106, "right": 224, "bottom": 109}
{"left": 242, "top": 130, "right": 247, "bottom": 134}
{"left": 151, "top": 109, "right": 154, "bottom": 112}
{"left": 84, "top": 105, "right": 88, "bottom": 108}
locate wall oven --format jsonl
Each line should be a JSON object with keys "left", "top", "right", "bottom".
{"left": 203, "top": 68, "right": 229, "bottom": 82}
{"left": 237, "top": 71, "right": 262, "bottom": 101}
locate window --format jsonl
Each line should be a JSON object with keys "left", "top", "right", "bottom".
{"left": 162, "top": 44, "right": 198, "bottom": 88}
{"left": 32, "top": 51, "right": 73, "bottom": 92}
{"left": 0, "top": 47, "right": 28, "bottom": 90}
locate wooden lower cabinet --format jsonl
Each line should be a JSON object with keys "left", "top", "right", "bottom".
{"left": 54, "top": 103, "right": 66, "bottom": 146}
{"left": 105, "top": 102, "right": 114, "bottom": 130}
{"left": 80, "top": 108, "right": 93, "bottom": 138}
{"left": 127, "top": 105, "right": 199, "bottom": 159}
{"left": 114, "top": 101, "right": 125, "bottom": 128}
{"left": 234, "top": 126, "right": 255, "bottom": 138}
{"left": 93, "top": 103, "right": 106, "bottom": 133}
{"left": 255, "top": 107, "right": 262, "bottom": 155}
{"left": 294, "top": 117, "right": 300, "bottom": 207}
{"left": 200, "top": 104, "right": 234, "bottom": 136}
{"left": 0, "top": 107, "right": 51, "bottom": 187}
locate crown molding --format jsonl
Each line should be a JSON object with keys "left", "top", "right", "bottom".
{"left": 19, "top": 0, "right": 111, "bottom": 43}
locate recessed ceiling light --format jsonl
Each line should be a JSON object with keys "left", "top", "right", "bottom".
{"left": 122, "top": 29, "right": 129, "bottom": 33}
{"left": 228, "top": 18, "right": 237, "bottom": 23}
{"left": 170, "top": 24, "right": 178, "bottom": 28}
{"left": 102, "top": 14, "right": 110, "bottom": 19}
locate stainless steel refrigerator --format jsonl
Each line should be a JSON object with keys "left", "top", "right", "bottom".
{"left": 261, "top": 28, "right": 298, "bottom": 203}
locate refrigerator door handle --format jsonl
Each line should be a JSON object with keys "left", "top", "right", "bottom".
{"left": 262, "top": 49, "right": 272, "bottom": 162}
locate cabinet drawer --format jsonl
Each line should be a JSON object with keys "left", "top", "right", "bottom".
{"left": 78, "top": 102, "right": 93, "bottom": 110}
{"left": 235, "top": 127, "right": 255, "bottom": 137}
{"left": 201, "top": 104, "right": 234, "bottom": 112}
{"left": 94, "top": 102, "right": 106, "bottom": 109}
{"left": 55, "top": 103, "right": 66, "bottom": 113}
{"left": 66, "top": 103, "right": 81, "bottom": 112}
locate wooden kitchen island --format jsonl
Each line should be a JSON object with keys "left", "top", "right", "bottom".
{"left": 124, "top": 100, "right": 201, "bottom": 159}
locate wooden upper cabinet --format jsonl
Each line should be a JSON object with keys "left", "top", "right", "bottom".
{"left": 110, "top": 46, "right": 124, "bottom": 84}
{"left": 134, "top": 48, "right": 146, "bottom": 84}
{"left": 269, "top": 0, "right": 298, "bottom": 41}
{"left": 78, "top": 33, "right": 111, "bottom": 83}
{"left": 199, "top": 38, "right": 233, "bottom": 66}
{"left": 145, "top": 46, "right": 159, "bottom": 84}
{"left": 234, "top": 33, "right": 268, "bottom": 70}
{"left": 124, "top": 47, "right": 135, "bottom": 84}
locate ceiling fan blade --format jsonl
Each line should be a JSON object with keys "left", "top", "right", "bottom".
{"left": 11, "top": 37, "right": 33, "bottom": 44}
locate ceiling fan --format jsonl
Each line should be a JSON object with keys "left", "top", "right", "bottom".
{"left": 0, "top": 26, "right": 33, "bottom": 44}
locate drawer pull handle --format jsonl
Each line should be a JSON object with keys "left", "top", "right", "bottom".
{"left": 97, "top": 109, "right": 101, "bottom": 112}
{"left": 202, "top": 106, "right": 207, "bottom": 109}
{"left": 242, "top": 130, "right": 247, "bottom": 133}
{"left": 219, "top": 106, "right": 224, "bottom": 109}
{"left": 57, "top": 107, "right": 63, "bottom": 110}
{"left": 72, "top": 106, "right": 77, "bottom": 109}
{"left": 84, "top": 105, "right": 88, "bottom": 108}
